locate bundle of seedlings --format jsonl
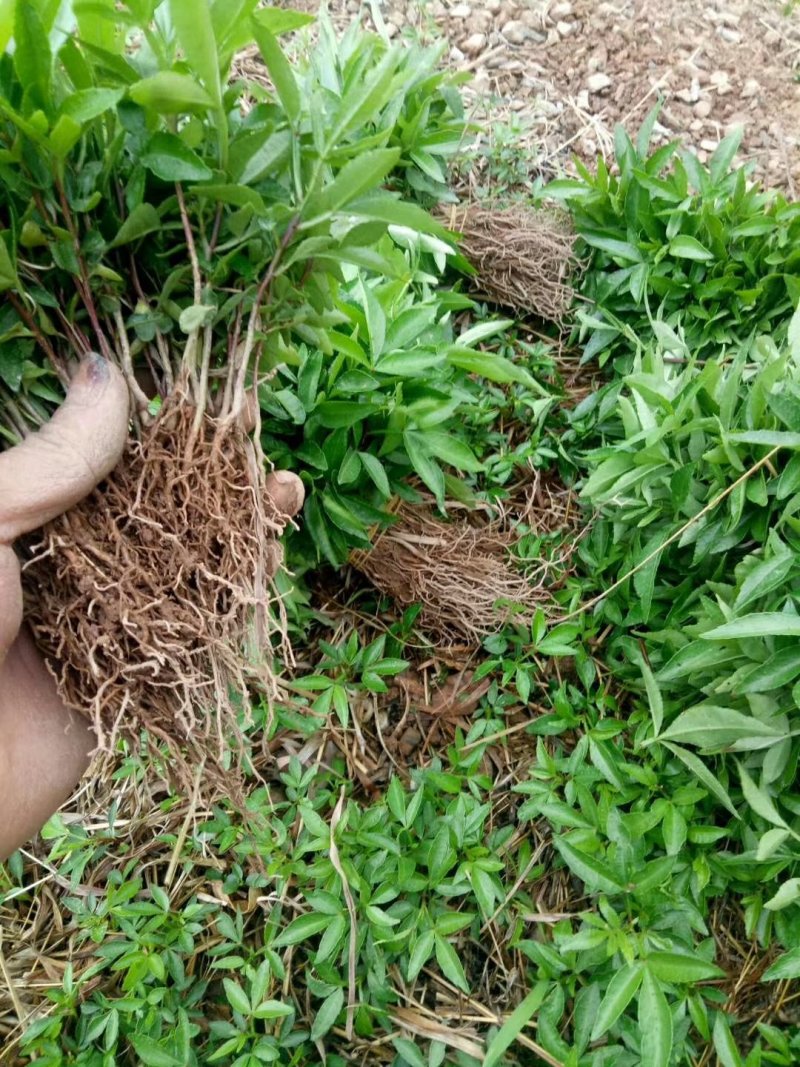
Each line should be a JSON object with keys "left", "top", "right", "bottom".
{"left": 351, "top": 474, "right": 578, "bottom": 648}
{"left": 436, "top": 200, "right": 579, "bottom": 322}
{"left": 0, "top": 0, "right": 469, "bottom": 771}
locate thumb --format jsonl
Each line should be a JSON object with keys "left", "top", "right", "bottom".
{"left": 0, "top": 545, "right": 22, "bottom": 669}
{"left": 0, "top": 354, "right": 130, "bottom": 544}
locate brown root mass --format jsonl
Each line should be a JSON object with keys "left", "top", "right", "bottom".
{"left": 21, "top": 395, "right": 288, "bottom": 769}
{"left": 351, "top": 476, "right": 578, "bottom": 649}
{"left": 437, "top": 201, "right": 578, "bottom": 322}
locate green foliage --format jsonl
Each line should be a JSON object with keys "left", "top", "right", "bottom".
{"left": 0, "top": 0, "right": 498, "bottom": 563}
{"left": 547, "top": 109, "right": 800, "bottom": 368}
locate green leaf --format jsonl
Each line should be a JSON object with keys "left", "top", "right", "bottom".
{"left": 712, "top": 1013, "right": 744, "bottom": 1067}
{"left": 61, "top": 88, "right": 124, "bottom": 123}
{"left": 252, "top": 5, "right": 315, "bottom": 34}
{"left": 762, "top": 946, "right": 800, "bottom": 981}
{"left": 483, "top": 982, "right": 548, "bottom": 1067}
{"left": 252, "top": 1000, "right": 294, "bottom": 1019}
{"left": 669, "top": 234, "right": 714, "bottom": 261}
{"left": 738, "top": 762, "right": 788, "bottom": 828}
{"left": 727, "top": 430, "right": 800, "bottom": 447}
{"left": 447, "top": 347, "right": 544, "bottom": 392}
{"left": 554, "top": 837, "right": 624, "bottom": 894}
{"left": 14, "top": 1, "right": 51, "bottom": 107}
{"left": 129, "top": 72, "right": 214, "bottom": 113}
{"left": 658, "top": 705, "right": 786, "bottom": 751}
{"left": 703, "top": 613, "right": 800, "bottom": 640}
{"left": 765, "top": 878, "right": 800, "bottom": 911}
{"left": 311, "top": 987, "right": 344, "bottom": 1040}
{"left": 129, "top": 1036, "right": 181, "bottom": 1067}
{"left": 251, "top": 21, "right": 300, "bottom": 125}
{"left": 404, "top": 430, "right": 445, "bottom": 505}
{"left": 407, "top": 929, "right": 435, "bottom": 982}
{"left": 590, "top": 965, "right": 643, "bottom": 1041}
{"left": 111, "top": 203, "right": 162, "bottom": 247}
{"left": 646, "top": 952, "right": 724, "bottom": 984}
{"left": 305, "top": 149, "right": 402, "bottom": 223}
{"left": 375, "top": 350, "right": 444, "bottom": 376}
{"left": 392, "top": 1038, "right": 426, "bottom": 1067}
{"left": 638, "top": 970, "right": 673, "bottom": 1067}
{"left": 739, "top": 647, "right": 800, "bottom": 693}
{"left": 141, "top": 132, "right": 213, "bottom": 182}
{"left": 661, "top": 742, "right": 739, "bottom": 819}
{"left": 641, "top": 660, "right": 663, "bottom": 736}
{"left": 734, "top": 553, "right": 795, "bottom": 612}
{"left": 434, "top": 935, "right": 469, "bottom": 993}
{"left": 223, "top": 978, "right": 251, "bottom": 1016}
{"left": 359, "top": 452, "right": 390, "bottom": 497}
{"left": 710, "top": 127, "right": 743, "bottom": 184}
{"left": 0, "top": 236, "right": 19, "bottom": 291}
{"left": 272, "top": 912, "right": 331, "bottom": 947}
{"left": 169, "top": 0, "right": 221, "bottom": 107}
{"left": 423, "top": 432, "right": 483, "bottom": 473}
{"left": 757, "top": 827, "right": 790, "bottom": 862}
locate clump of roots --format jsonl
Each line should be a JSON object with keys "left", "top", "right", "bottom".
{"left": 436, "top": 200, "right": 579, "bottom": 322}
{"left": 22, "top": 392, "right": 289, "bottom": 772}
{"left": 351, "top": 476, "right": 579, "bottom": 649}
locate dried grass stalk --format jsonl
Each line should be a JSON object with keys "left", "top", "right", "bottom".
{"left": 437, "top": 201, "right": 578, "bottom": 322}
{"left": 351, "top": 477, "right": 578, "bottom": 649}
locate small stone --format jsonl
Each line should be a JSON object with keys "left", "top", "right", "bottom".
{"left": 689, "top": 119, "right": 703, "bottom": 133}
{"left": 694, "top": 98, "right": 712, "bottom": 118}
{"left": 587, "top": 72, "right": 612, "bottom": 93}
{"left": 450, "top": 3, "right": 471, "bottom": 18}
{"left": 550, "top": 0, "right": 573, "bottom": 16}
{"left": 462, "top": 32, "right": 486, "bottom": 55}
{"left": 557, "top": 19, "right": 575, "bottom": 36}
{"left": 700, "top": 138, "right": 719, "bottom": 151}
{"left": 765, "top": 29, "right": 781, "bottom": 46}
{"left": 718, "top": 26, "right": 741, "bottom": 44}
{"left": 449, "top": 45, "right": 465, "bottom": 62}
{"left": 709, "top": 70, "right": 733, "bottom": 96}
{"left": 576, "top": 88, "right": 590, "bottom": 110}
{"left": 501, "top": 19, "right": 530, "bottom": 44}
{"left": 741, "top": 78, "right": 759, "bottom": 99}
{"left": 486, "top": 0, "right": 502, "bottom": 11}
{"left": 385, "top": 21, "right": 399, "bottom": 38}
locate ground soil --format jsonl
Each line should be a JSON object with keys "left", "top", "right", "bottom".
{"left": 322, "top": 0, "right": 800, "bottom": 194}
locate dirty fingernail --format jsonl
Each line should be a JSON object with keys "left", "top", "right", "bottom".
{"left": 82, "top": 353, "right": 109, "bottom": 387}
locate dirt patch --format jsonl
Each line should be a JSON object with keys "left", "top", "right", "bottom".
{"left": 321, "top": 0, "right": 800, "bottom": 193}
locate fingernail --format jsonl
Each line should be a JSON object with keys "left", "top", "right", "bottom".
{"left": 83, "top": 353, "right": 109, "bottom": 387}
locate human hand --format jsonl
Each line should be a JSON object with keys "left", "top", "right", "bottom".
{"left": 0, "top": 356, "right": 304, "bottom": 861}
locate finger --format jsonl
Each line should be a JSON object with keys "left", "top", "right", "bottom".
{"left": 0, "top": 545, "right": 22, "bottom": 668}
{"left": 0, "top": 355, "right": 130, "bottom": 544}
{"left": 265, "top": 470, "right": 305, "bottom": 521}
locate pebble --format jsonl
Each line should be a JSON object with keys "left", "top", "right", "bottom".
{"left": 576, "top": 88, "right": 590, "bottom": 110}
{"left": 385, "top": 21, "right": 399, "bottom": 38}
{"left": 741, "top": 78, "right": 759, "bottom": 99}
{"left": 587, "top": 72, "right": 612, "bottom": 93}
{"left": 700, "top": 138, "right": 719, "bottom": 151}
{"left": 694, "top": 98, "right": 712, "bottom": 118}
{"left": 718, "top": 26, "right": 741, "bottom": 44}
{"left": 502, "top": 19, "right": 530, "bottom": 44}
{"left": 557, "top": 20, "right": 576, "bottom": 36}
{"left": 486, "top": 0, "right": 502, "bottom": 11}
{"left": 450, "top": 3, "right": 472, "bottom": 18}
{"left": 550, "top": 0, "right": 573, "bottom": 16}
{"left": 709, "top": 70, "right": 733, "bottom": 96}
{"left": 449, "top": 45, "right": 465, "bottom": 62}
{"left": 462, "top": 32, "right": 486, "bottom": 55}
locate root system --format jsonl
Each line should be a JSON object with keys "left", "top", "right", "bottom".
{"left": 351, "top": 475, "right": 579, "bottom": 649}
{"left": 437, "top": 200, "right": 579, "bottom": 322}
{"left": 22, "top": 392, "right": 289, "bottom": 771}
